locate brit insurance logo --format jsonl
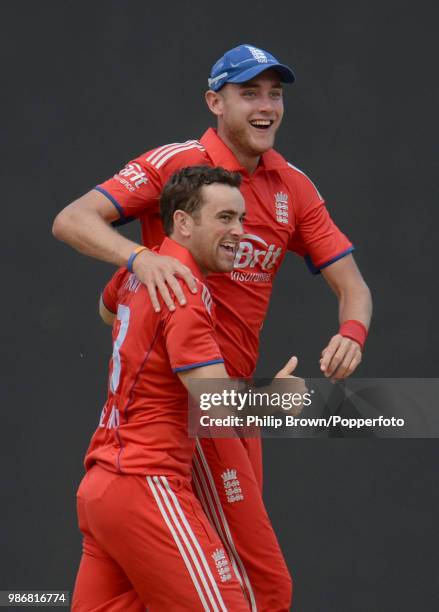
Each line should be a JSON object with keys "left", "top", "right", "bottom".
{"left": 274, "top": 191, "right": 289, "bottom": 224}
{"left": 116, "top": 163, "right": 148, "bottom": 192}
{"left": 234, "top": 233, "right": 282, "bottom": 271}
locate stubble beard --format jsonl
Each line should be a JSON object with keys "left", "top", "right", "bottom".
{"left": 226, "top": 122, "right": 272, "bottom": 162}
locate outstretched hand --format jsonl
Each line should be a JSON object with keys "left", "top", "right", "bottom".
{"left": 132, "top": 249, "right": 198, "bottom": 312}
{"left": 320, "top": 334, "right": 362, "bottom": 380}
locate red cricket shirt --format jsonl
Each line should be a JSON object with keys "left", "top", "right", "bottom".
{"left": 96, "top": 128, "right": 353, "bottom": 376}
{"left": 84, "top": 238, "right": 223, "bottom": 478}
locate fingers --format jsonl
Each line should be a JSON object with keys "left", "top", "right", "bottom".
{"left": 144, "top": 270, "right": 178, "bottom": 312}
{"left": 333, "top": 344, "right": 362, "bottom": 380}
{"left": 175, "top": 266, "right": 198, "bottom": 295}
{"left": 275, "top": 355, "right": 298, "bottom": 378}
{"left": 275, "top": 356, "right": 307, "bottom": 414}
{"left": 320, "top": 335, "right": 342, "bottom": 375}
{"left": 154, "top": 277, "right": 177, "bottom": 312}
{"left": 320, "top": 334, "right": 362, "bottom": 380}
{"left": 164, "top": 275, "right": 187, "bottom": 307}
{"left": 145, "top": 281, "right": 162, "bottom": 313}
{"left": 133, "top": 251, "right": 197, "bottom": 312}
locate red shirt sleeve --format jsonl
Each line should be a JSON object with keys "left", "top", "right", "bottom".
{"left": 162, "top": 283, "right": 224, "bottom": 373}
{"left": 101, "top": 268, "right": 129, "bottom": 313}
{"left": 95, "top": 154, "right": 163, "bottom": 219}
{"left": 95, "top": 142, "right": 208, "bottom": 222}
{"left": 286, "top": 167, "right": 353, "bottom": 274}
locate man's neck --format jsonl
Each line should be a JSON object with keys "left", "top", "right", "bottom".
{"left": 167, "top": 235, "right": 207, "bottom": 277}
{"left": 216, "top": 127, "right": 260, "bottom": 175}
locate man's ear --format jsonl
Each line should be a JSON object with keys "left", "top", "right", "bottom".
{"left": 173, "top": 210, "right": 193, "bottom": 238}
{"left": 205, "top": 89, "right": 224, "bottom": 117}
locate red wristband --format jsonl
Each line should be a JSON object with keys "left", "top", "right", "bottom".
{"left": 339, "top": 320, "right": 368, "bottom": 351}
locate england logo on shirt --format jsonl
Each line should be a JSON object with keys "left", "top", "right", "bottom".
{"left": 274, "top": 191, "right": 289, "bottom": 224}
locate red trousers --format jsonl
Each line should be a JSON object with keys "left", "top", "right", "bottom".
{"left": 73, "top": 438, "right": 292, "bottom": 611}
{"left": 72, "top": 464, "right": 249, "bottom": 611}
{"left": 193, "top": 437, "right": 292, "bottom": 611}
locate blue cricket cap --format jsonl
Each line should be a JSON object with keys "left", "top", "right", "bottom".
{"left": 208, "top": 44, "right": 295, "bottom": 92}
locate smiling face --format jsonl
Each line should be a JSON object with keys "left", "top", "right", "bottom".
{"left": 174, "top": 183, "right": 245, "bottom": 274}
{"left": 206, "top": 68, "right": 284, "bottom": 171}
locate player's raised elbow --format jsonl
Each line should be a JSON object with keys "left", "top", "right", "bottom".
{"left": 52, "top": 204, "right": 77, "bottom": 243}
{"left": 53, "top": 190, "right": 114, "bottom": 244}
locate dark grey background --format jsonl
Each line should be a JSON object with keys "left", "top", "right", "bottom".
{"left": 2, "top": 1, "right": 438, "bottom": 610}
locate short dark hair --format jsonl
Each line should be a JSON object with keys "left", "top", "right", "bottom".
{"left": 160, "top": 166, "right": 242, "bottom": 236}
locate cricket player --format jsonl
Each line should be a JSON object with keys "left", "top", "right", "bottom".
{"left": 73, "top": 166, "right": 299, "bottom": 611}
{"left": 54, "top": 44, "right": 372, "bottom": 611}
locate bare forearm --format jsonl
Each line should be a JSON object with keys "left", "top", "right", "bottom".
{"left": 338, "top": 281, "right": 372, "bottom": 329}
{"left": 321, "top": 255, "right": 373, "bottom": 328}
{"left": 320, "top": 256, "right": 372, "bottom": 379}
{"left": 52, "top": 202, "right": 139, "bottom": 267}
{"left": 53, "top": 190, "right": 199, "bottom": 312}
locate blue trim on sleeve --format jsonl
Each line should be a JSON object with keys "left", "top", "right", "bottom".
{"left": 112, "top": 215, "right": 135, "bottom": 227}
{"left": 305, "top": 246, "right": 355, "bottom": 275}
{"left": 94, "top": 186, "right": 125, "bottom": 219}
{"left": 173, "top": 359, "right": 224, "bottom": 373}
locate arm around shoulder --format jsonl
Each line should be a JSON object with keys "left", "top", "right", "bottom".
{"left": 52, "top": 189, "right": 119, "bottom": 239}
{"left": 52, "top": 189, "right": 141, "bottom": 267}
